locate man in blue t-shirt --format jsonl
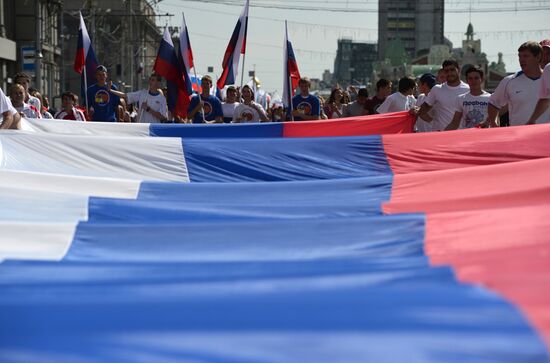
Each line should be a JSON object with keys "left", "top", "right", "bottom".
{"left": 188, "top": 75, "right": 223, "bottom": 123}
{"left": 288, "top": 77, "right": 320, "bottom": 121}
{"left": 86, "top": 65, "right": 120, "bottom": 122}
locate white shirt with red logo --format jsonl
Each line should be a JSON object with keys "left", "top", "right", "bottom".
{"left": 232, "top": 101, "right": 267, "bottom": 123}
{"left": 15, "top": 103, "right": 41, "bottom": 119}
{"left": 54, "top": 108, "right": 86, "bottom": 121}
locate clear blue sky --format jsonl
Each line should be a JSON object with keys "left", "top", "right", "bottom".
{"left": 156, "top": 0, "right": 549, "bottom": 93}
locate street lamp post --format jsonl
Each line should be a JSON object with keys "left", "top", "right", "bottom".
{"left": 35, "top": 0, "right": 43, "bottom": 91}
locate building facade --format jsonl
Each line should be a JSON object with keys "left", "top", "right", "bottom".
{"left": 62, "top": 0, "right": 162, "bottom": 97}
{"left": 378, "top": 0, "right": 444, "bottom": 61}
{"left": 1, "top": 0, "right": 62, "bottom": 99}
{"left": 0, "top": 0, "right": 17, "bottom": 91}
{"left": 333, "top": 38, "right": 377, "bottom": 87}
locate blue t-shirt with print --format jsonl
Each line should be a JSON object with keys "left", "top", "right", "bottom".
{"left": 288, "top": 94, "right": 320, "bottom": 121}
{"left": 189, "top": 94, "right": 223, "bottom": 124}
{"left": 87, "top": 83, "right": 120, "bottom": 122}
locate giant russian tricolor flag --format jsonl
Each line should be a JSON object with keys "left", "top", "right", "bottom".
{"left": 73, "top": 12, "right": 99, "bottom": 105}
{"left": 21, "top": 111, "right": 416, "bottom": 138}
{"left": 154, "top": 27, "right": 190, "bottom": 118}
{"left": 216, "top": 0, "right": 249, "bottom": 89}
{"left": 1, "top": 119, "right": 550, "bottom": 362}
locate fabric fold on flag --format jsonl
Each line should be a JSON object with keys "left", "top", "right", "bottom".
{"left": 2, "top": 120, "right": 550, "bottom": 362}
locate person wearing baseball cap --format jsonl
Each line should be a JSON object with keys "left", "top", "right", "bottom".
{"left": 540, "top": 39, "right": 550, "bottom": 67}
{"left": 86, "top": 65, "right": 120, "bottom": 122}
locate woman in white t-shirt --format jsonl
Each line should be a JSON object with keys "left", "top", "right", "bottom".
{"left": 233, "top": 85, "right": 268, "bottom": 123}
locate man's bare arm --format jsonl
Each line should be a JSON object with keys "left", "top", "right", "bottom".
{"left": 485, "top": 104, "right": 500, "bottom": 128}
{"left": 527, "top": 98, "right": 550, "bottom": 125}
{"left": 444, "top": 111, "right": 463, "bottom": 131}
{"left": 417, "top": 103, "right": 433, "bottom": 122}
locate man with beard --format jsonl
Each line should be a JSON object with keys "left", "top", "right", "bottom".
{"left": 417, "top": 59, "right": 470, "bottom": 131}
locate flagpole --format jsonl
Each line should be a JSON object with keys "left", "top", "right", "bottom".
{"left": 193, "top": 68, "right": 206, "bottom": 124}
{"left": 288, "top": 72, "right": 294, "bottom": 122}
{"left": 285, "top": 20, "right": 294, "bottom": 122}
{"left": 239, "top": 53, "right": 246, "bottom": 99}
{"left": 83, "top": 69, "right": 89, "bottom": 115}
{"left": 239, "top": 0, "right": 248, "bottom": 93}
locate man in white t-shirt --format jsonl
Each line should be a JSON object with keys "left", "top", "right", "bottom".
{"left": 108, "top": 73, "right": 168, "bottom": 123}
{"left": 0, "top": 87, "right": 19, "bottom": 129}
{"left": 377, "top": 76, "right": 416, "bottom": 114}
{"left": 487, "top": 41, "right": 550, "bottom": 126}
{"left": 446, "top": 66, "right": 491, "bottom": 130}
{"left": 418, "top": 59, "right": 470, "bottom": 131}
{"left": 527, "top": 63, "right": 550, "bottom": 124}
{"left": 415, "top": 73, "right": 436, "bottom": 132}
{"left": 222, "top": 86, "right": 240, "bottom": 123}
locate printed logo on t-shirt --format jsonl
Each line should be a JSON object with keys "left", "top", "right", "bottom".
{"left": 297, "top": 101, "right": 312, "bottom": 115}
{"left": 465, "top": 109, "right": 485, "bottom": 128}
{"left": 94, "top": 90, "right": 110, "bottom": 107}
{"left": 240, "top": 109, "right": 254, "bottom": 122}
{"left": 203, "top": 101, "right": 212, "bottom": 117}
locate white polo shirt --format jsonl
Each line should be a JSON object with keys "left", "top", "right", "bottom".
{"left": 424, "top": 81, "right": 470, "bottom": 131}
{"left": 489, "top": 71, "right": 550, "bottom": 125}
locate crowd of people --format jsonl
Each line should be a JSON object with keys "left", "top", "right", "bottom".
{"left": 1, "top": 40, "right": 549, "bottom": 130}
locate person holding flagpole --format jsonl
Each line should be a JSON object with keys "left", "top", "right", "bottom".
{"left": 107, "top": 73, "right": 168, "bottom": 123}
{"left": 86, "top": 65, "right": 120, "bottom": 122}
{"left": 73, "top": 12, "right": 99, "bottom": 116}
{"left": 188, "top": 75, "right": 223, "bottom": 124}
{"left": 288, "top": 77, "right": 320, "bottom": 121}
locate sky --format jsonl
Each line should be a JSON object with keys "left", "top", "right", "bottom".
{"left": 155, "top": 0, "right": 550, "bottom": 93}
